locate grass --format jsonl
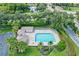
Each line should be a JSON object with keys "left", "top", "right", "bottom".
{"left": 49, "top": 29, "right": 77, "bottom": 56}
{"left": 0, "top": 6, "right": 8, "bottom": 11}
{"left": 63, "top": 30, "right": 79, "bottom": 56}
{"left": 74, "top": 31, "right": 79, "bottom": 55}
{"left": 60, "top": 30, "right": 76, "bottom": 56}
{"left": 60, "top": 29, "right": 79, "bottom": 56}
{"left": 70, "top": 7, "right": 79, "bottom": 11}
{"left": 11, "top": 47, "right": 42, "bottom": 56}
{"left": 74, "top": 44, "right": 79, "bottom": 56}
{"left": 65, "top": 7, "right": 79, "bottom": 11}
{"left": 23, "top": 47, "right": 41, "bottom": 56}
{"left": 49, "top": 48, "right": 68, "bottom": 56}
{"left": 0, "top": 27, "right": 12, "bottom": 34}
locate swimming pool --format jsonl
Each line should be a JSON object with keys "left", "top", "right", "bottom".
{"left": 35, "top": 33, "right": 55, "bottom": 42}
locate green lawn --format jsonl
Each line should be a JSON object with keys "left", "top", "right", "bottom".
{"left": 14, "top": 47, "right": 42, "bottom": 56}
{"left": 24, "top": 47, "right": 41, "bottom": 56}
{"left": 0, "top": 6, "right": 8, "bottom": 11}
{"left": 0, "top": 27, "right": 12, "bottom": 34}
{"left": 61, "top": 29, "right": 79, "bottom": 56}
{"left": 70, "top": 7, "right": 79, "bottom": 11}
{"left": 75, "top": 46, "right": 79, "bottom": 56}
{"left": 65, "top": 7, "right": 79, "bottom": 11}
{"left": 74, "top": 31, "right": 79, "bottom": 55}
{"left": 49, "top": 48, "right": 67, "bottom": 56}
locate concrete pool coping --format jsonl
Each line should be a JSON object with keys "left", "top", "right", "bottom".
{"left": 17, "top": 27, "right": 60, "bottom": 46}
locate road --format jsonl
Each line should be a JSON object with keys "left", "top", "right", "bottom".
{"left": 64, "top": 26, "right": 79, "bottom": 47}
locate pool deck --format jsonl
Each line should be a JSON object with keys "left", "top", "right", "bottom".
{"left": 17, "top": 27, "right": 60, "bottom": 46}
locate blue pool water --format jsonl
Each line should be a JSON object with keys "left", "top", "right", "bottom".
{"left": 35, "top": 33, "right": 55, "bottom": 42}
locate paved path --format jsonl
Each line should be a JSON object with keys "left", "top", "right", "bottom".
{"left": 0, "top": 32, "right": 15, "bottom": 56}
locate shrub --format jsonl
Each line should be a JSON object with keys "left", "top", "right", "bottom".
{"left": 56, "top": 41, "right": 66, "bottom": 51}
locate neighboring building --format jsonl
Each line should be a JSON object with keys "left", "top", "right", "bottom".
{"left": 21, "top": 27, "right": 34, "bottom": 33}
{"left": 17, "top": 27, "right": 34, "bottom": 43}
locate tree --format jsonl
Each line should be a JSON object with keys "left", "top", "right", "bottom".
{"left": 56, "top": 41, "right": 66, "bottom": 51}
{"left": 50, "top": 12, "right": 64, "bottom": 31}
{"left": 76, "top": 12, "right": 79, "bottom": 20}
{"left": 8, "top": 4, "right": 30, "bottom": 13}
{"left": 11, "top": 20, "right": 20, "bottom": 34}
{"left": 50, "top": 11, "right": 75, "bottom": 33}
{"left": 6, "top": 37, "right": 17, "bottom": 55}
{"left": 36, "top": 3, "right": 47, "bottom": 12}
{"left": 6, "top": 37, "right": 28, "bottom": 55}
{"left": 16, "top": 41, "right": 27, "bottom": 53}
